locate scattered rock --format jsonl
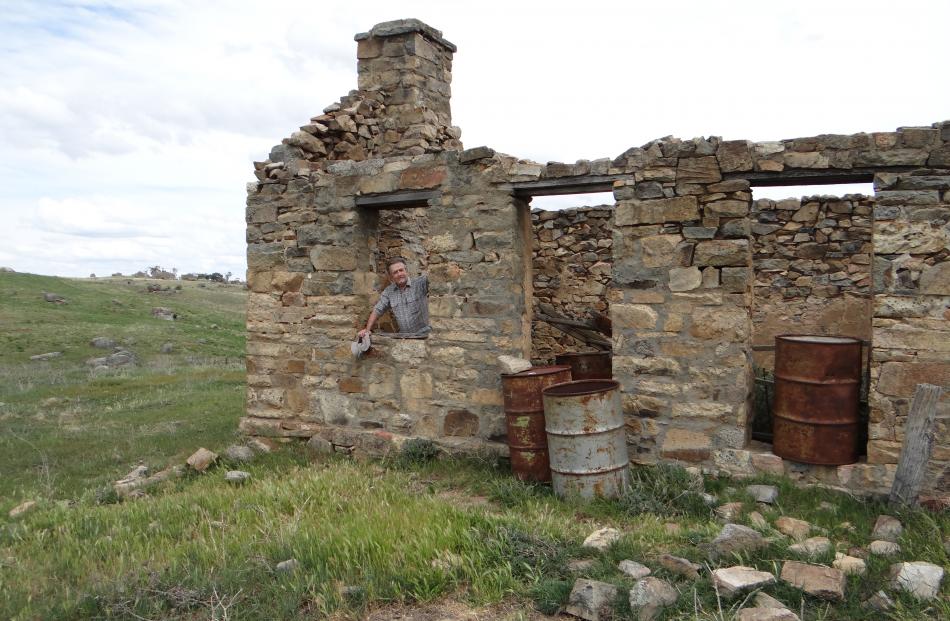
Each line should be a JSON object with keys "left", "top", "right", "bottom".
{"left": 788, "top": 536, "right": 831, "bottom": 558}
{"left": 186, "top": 447, "right": 218, "bottom": 472}
{"left": 871, "top": 515, "right": 902, "bottom": 542}
{"left": 8, "top": 500, "right": 37, "bottom": 519}
{"left": 780, "top": 561, "right": 846, "bottom": 601}
{"left": 89, "top": 337, "right": 117, "bottom": 349}
{"left": 114, "top": 464, "right": 149, "bottom": 487}
{"left": 658, "top": 554, "right": 701, "bottom": 580}
{"left": 774, "top": 516, "right": 811, "bottom": 541}
{"left": 749, "top": 511, "right": 768, "bottom": 529}
{"left": 86, "top": 349, "right": 136, "bottom": 368}
{"left": 629, "top": 577, "right": 678, "bottom": 621}
{"left": 275, "top": 559, "right": 299, "bottom": 573}
{"left": 160, "top": 342, "right": 174, "bottom": 354}
{"left": 30, "top": 352, "right": 62, "bottom": 361}
{"left": 716, "top": 502, "right": 744, "bottom": 521}
{"left": 307, "top": 435, "right": 333, "bottom": 455}
{"left": 43, "top": 292, "right": 66, "bottom": 304}
{"left": 114, "top": 465, "right": 184, "bottom": 496}
{"left": 750, "top": 453, "right": 784, "bottom": 475}
{"left": 869, "top": 540, "right": 900, "bottom": 557}
{"left": 583, "top": 527, "right": 622, "bottom": 551}
{"left": 224, "top": 445, "right": 255, "bottom": 462}
{"left": 567, "top": 559, "right": 596, "bottom": 573}
{"left": 565, "top": 579, "right": 618, "bottom": 621}
{"left": 712, "top": 565, "right": 776, "bottom": 597}
{"left": 832, "top": 552, "right": 866, "bottom": 576}
{"left": 889, "top": 561, "right": 945, "bottom": 600}
{"left": 225, "top": 470, "right": 250, "bottom": 484}
{"left": 498, "top": 355, "right": 532, "bottom": 374}
{"left": 710, "top": 523, "right": 767, "bottom": 558}
{"left": 753, "top": 592, "right": 790, "bottom": 610}
{"left": 864, "top": 590, "right": 894, "bottom": 612}
{"left": 737, "top": 608, "right": 799, "bottom": 621}
{"left": 248, "top": 437, "right": 276, "bottom": 453}
{"left": 746, "top": 485, "right": 779, "bottom": 504}
{"left": 618, "top": 560, "right": 651, "bottom": 579}
{"left": 151, "top": 307, "right": 177, "bottom": 321}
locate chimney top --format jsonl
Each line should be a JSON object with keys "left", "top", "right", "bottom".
{"left": 354, "top": 18, "right": 457, "bottom": 52}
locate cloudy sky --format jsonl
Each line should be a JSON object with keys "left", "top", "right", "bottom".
{"left": 1, "top": 1, "right": 947, "bottom": 278}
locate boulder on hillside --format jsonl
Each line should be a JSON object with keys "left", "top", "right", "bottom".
{"left": 89, "top": 337, "right": 117, "bottom": 349}
{"left": 43, "top": 292, "right": 66, "bottom": 304}
{"left": 152, "top": 307, "right": 177, "bottom": 320}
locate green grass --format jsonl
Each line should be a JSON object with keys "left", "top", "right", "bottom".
{"left": 0, "top": 272, "right": 246, "bottom": 502}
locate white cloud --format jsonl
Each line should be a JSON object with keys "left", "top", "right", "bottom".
{"left": 0, "top": 0, "right": 947, "bottom": 276}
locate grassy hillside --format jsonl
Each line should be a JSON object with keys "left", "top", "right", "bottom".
{"left": 0, "top": 272, "right": 246, "bottom": 502}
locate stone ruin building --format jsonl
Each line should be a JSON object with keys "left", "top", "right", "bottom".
{"left": 243, "top": 19, "right": 949, "bottom": 504}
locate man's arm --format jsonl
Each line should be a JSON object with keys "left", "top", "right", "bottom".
{"left": 358, "top": 311, "right": 379, "bottom": 339}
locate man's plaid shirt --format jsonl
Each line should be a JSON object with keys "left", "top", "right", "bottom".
{"left": 373, "top": 274, "right": 430, "bottom": 335}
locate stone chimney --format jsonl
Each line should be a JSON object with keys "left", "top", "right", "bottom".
{"left": 355, "top": 19, "right": 457, "bottom": 154}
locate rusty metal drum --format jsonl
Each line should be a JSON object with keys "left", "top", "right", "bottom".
{"left": 772, "top": 335, "right": 863, "bottom": 466}
{"left": 501, "top": 365, "right": 572, "bottom": 481}
{"left": 555, "top": 352, "right": 612, "bottom": 380}
{"left": 542, "top": 379, "right": 630, "bottom": 498}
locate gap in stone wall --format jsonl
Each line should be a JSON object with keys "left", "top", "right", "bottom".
{"left": 748, "top": 184, "right": 874, "bottom": 451}
{"left": 530, "top": 198, "right": 615, "bottom": 364}
{"left": 373, "top": 207, "right": 430, "bottom": 333}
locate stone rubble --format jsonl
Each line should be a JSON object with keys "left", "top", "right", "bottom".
{"left": 711, "top": 565, "right": 776, "bottom": 597}
{"left": 710, "top": 523, "right": 767, "bottom": 559}
{"left": 889, "top": 561, "right": 945, "bottom": 600}
{"left": 186, "top": 447, "right": 218, "bottom": 472}
{"left": 223, "top": 444, "right": 255, "bottom": 462}
{"left": 8, "top": 501, "right": 37, "bottom": 519}
{"left": 715, "top": 502, "right": 743, "bottom": 521}
{"left": 582, "top": 527, "right": 622, "bottom": 551}
{"left": 774, "top": 517, "right": 811, "bottom": 541}
{"left": 225, "top": 470, "right": 251, "bottom": 484}
{"left": 788, "top": 536, "right": 831, "bottom": 558}
{"left": 737, "top": 608, "right": 800, "bottom": 621}
{"left": 831, "top": 552, "right": 867, "bottom": 576}
{"left": 497, "top": 355, "right": 531, "bottom": 374}
{"left": 753, "top": 592, "right": 791, "bottom": 610}
{"left": 868, "top": 540, "right": 901, "bottom": 557}
{"left": 780, "top": 561, "right": 846, "bottom": 601}
{"left": 628, "top": 577, "right": 678, "bottom": 621}
{"left": 657, "top": 554, "right": 701, "bottom": 580}
{"left": 618, "top": 559, "right": 651, "bottom": 579}
{"left": 871, "top": 515, "right": 902, "bottom": 542}
{"left": 745, "top": 484, "right": 778, "bottom": 504}
{"left": 565, "top": 579, "right": 618, "bottom": 621}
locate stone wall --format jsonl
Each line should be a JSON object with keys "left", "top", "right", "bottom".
{"left": 530, "top": 206, "right": 613, "bottom": 363}
{"left": 867, "top": 170, "right": 950, "bottom": 505}
{"left": 243, "top": 17, "right": 950, "bottom": 500}
{"left": 751, "top": 195, "right": 874, "bottom": 369}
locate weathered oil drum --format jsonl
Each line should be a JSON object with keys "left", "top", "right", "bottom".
{"left": 542, "top": 379, "right": 630, "bottom": 498}
{"left": 555, "top": 351, "right": 612, "bottom": 380}
{"left": 772, "top": 335, "right": 862, "bottom": 466}
{"left": 501, "top": 365, "right": 572, "bottom": 481}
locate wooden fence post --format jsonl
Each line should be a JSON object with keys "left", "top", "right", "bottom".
{"left": 889, "top": 383, "right": 944, "bottom": 506}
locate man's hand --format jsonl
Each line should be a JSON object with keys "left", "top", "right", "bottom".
{"left": 357, "top": 328, "right": 370, "bottom": 339}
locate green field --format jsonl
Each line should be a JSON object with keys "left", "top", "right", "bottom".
{"left": 0, "top": 272, "right": 947, "bottom": 620}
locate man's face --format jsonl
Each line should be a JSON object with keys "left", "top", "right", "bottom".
{"left": 388, "top": 262, "right": 409, "bottom": 287}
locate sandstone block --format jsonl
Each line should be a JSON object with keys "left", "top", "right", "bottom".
{"left": 889, "top": 561, "right": 945, "bottom": 600}
{"left": 583, "top": 527, "right": 623, "bottom": 551}
{"left": 710, "top": 524, "right": 767, "bottom": 559}
{"left": 640, "top": 234, "right": 683, "bottom": 267}
{"left": 310, "top": 245, "right": 357, "bottom": 271}
{"left": 618, "top": 560, "right": 651, "bottom": 579}
{"left": 712, "top": 566, "right": 775, "bottom": 597}
{"left": 775, "top": 517, "right": 811, "bottom": 541}
{"left": 677, "top": 156, "right": 721, "bottom": 183}
{"left": 566, "top": 579, "right": 618, "bottom": 621}
{"left": 706, "top": 200, "right": 749, "bottom": 217}
{"left": 669, "top": 266, "right": 702, "bottom": 292}
{"left": 628, "top": 577, "right": 678, "bottom": 621}
{"left": 612, "top": 304, "right": 659, "bottom": 330}
{"left": 694, "top": 240, "right": 749, "bottom": 267}
{"left": 737, "top": 608, "right": 799, "bottom": 621}
{"left": 660, "top": 427, "right": 712, "bottom": 462}
{"left": 616, "top": 197, "right": 699, "bottom": 226}
{"left": 717, "top": 141, "right": 754, "bottom": 173}
{"left": 780, "top": 561, "right": 845, "bottom": 601}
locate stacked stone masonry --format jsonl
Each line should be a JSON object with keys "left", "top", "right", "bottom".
{"left": 243, "top": 18, "right": 950, "bottom": 502}
{"left": 531, "top": 206, "right": 613, "bottom": 363}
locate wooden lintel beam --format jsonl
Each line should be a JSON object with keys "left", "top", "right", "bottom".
{"left": 507, "top": 174, "right": 629, "bottom": 197}
{"left": 731, "top": 166, "right": 916, "bottom": 187}
{"left": 354, "top": 190, "right": 440, "bottom": 208}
